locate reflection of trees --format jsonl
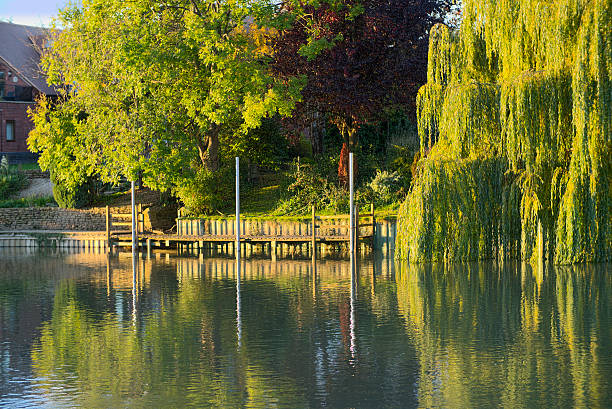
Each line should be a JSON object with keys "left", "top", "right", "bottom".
{"left": 30, "top": 256, "right": 418, "bottom": 407}
{"left": 396, "top": 262, "right": 612, "bottom": 408}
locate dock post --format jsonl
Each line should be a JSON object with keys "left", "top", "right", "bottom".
{"left": 131, "top": 181, "right": 137, "bottom": 253}
{"left": 371, "top": 202, "right": 376, "bottom": 248}
{"left": 349, "top": 152, "right": 354, "bottom": 259}
{"left": 147, "top": 238, "right": 151, "bottom": 258}
{"left": 139, "top": 203, "right": 145, "bottom": 234}
{"left": 236, "top": 157, "right": 240, "bottom": 266}
{"left": 271, "top": 240, "right": 277, "bottom": 262}
{"left": 311, "top": 205, "right": 316, "bottom": 259}
{"left": 105, "top": 205, "right": 111, "bottom": 253}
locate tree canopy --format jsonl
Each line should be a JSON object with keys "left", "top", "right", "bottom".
{"left": 396, "top": 0, "right": 611, "bottom": 264}
{"left": 272, "top": 0, "right": 450, "bottom": 183}
{"left": 28, "top": 0, "right": 304, "bottom": 212}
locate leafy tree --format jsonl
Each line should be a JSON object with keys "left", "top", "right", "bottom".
{"left": 28, "top": 0, "right": 304, "bottom": 213}
{"left": 272, "top": 0, "right": 450, "bottom": 184}
{"left": 396, "top": 0, "right": 611, "bottom": 263}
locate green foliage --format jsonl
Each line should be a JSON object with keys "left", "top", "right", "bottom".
{"left": 398, "top": 0, "right": 611, "bottom": 263}
{"left": 174, "top": 165, "right": 234, "bottom": 217}
{"left": 28, "top": 0, "right": 304, "bottom": 212}
{"left": 364, "top": 170, "right": 402, "bottom": 207}
{"left": 396, "top": 157, "right": 512, "bottom": 262}
{"left": 50, "top": 173, "right": 96, "bottom": 209}
{"left": 274, "top": 158, "right": 348, "bottom": 214}
{"left": 239, "top": 117, "right": 290, "bottom": 172}
{"left": 0, "top": 156, "right": 27, "bottom": 199}
{"left": 0, "top": 196, "right": 55, "bottom": 208}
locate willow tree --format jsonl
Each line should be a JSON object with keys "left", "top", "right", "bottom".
{"left": 28, "top": 0, "right": 303, "bottom": 213}
{"left": 396, "top": 0, "right": 611, "bottom": 264}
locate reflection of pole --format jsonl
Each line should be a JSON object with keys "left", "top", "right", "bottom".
{"left": 311, "top": 250, "right": 317, "bottom": 301}
{"left": 132, "top": 251, "right": 138, "bottom": 326}
{"left": 131, "top": 181, "right": 137, "bottom": 254}
{"left": 106, "top": 252, "right": 112, "bottom": 298}
{"left": 370, "top": 258, "right": 375, "bottom": 298}
{"left": 349, "top": 256, "right": 356, "bottom": 362}
{"left": 236, "top": 257, "right": 242, "bottom": 348}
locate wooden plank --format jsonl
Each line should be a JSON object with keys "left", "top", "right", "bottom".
{"left": 317, "top": 215, "right": 350, "bottom": 220}
{"left": 317, "top": 224, "right": 349, "bottom": 229}
{"left": 111, "top": 213, "right": 131, "bottom": 218}
{"left": 113, "top": 222, "right": 132, "bottom": 226}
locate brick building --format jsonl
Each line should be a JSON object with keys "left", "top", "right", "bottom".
{"left": 0, "top": 21, "right": 57, "bottom": 163}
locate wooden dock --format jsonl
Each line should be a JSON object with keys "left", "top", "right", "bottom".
{"left": 106, "top": 205, "right": 376, "bottom": 258}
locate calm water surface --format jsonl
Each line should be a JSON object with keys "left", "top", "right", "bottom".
{"left": 0, "top": 249, "right": 610, "bottom": 408}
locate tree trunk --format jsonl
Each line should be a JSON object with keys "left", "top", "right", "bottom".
{"left": 311, "top": 111, "right": 324, "bottom": 156}
{"left": 197, "top": 129, "right": 220, "bottom": 172}
{"left": 337, "top": 121, "right": 358, "bottom": 187}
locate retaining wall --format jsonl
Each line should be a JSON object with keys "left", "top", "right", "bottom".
{"left": 0, "top": 207, "right": 105, "bottom": 231}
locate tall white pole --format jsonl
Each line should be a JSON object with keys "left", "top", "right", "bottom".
{"left": 349, "top": 152, "right": 354, "bottom": 258}
{"left": 236, "top": 157, "right": 240, "bottom": 264}
{"left": 235, "top": 157, "right": 242, "bottom": 347}
{"left": 349, "top": 153, "right": 356, "bottom": 362}
{"left": 131, "top": 180, "right": 137, "bottom": 253}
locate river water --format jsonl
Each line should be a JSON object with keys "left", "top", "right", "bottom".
{"left": 0, "top": 249, "right": 610, "bottom": 408}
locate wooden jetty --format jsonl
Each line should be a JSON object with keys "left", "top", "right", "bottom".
{"left": 106, "top": 204, "right": 376, "bottom": 257}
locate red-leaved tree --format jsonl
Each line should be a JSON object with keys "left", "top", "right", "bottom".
{"left": 273, "top": 0, "right": 451, "bottom": 185}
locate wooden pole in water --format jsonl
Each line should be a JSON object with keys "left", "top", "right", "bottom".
{"left": 131, "top": 181, "right": 137, "bottom": 253}
{"left": 105, "top": 205, "right": 111, "bottom": 253}
{"left": 236, "top": 157, "right": 240, "bottom": 264}
{"left": 311, "top": 205, "right": 316, "bottom": 258}
{"left": 371, "top": 202, "right": 375, "bottom": 240}
{"left": 138, "top": 203, "right": 143, "bottom": 234}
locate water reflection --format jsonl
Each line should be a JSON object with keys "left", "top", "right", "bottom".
{"left": 0, "top": 248, "right": 609, "bottom": 408}
{"left": 396, "top": 261, "right": 612, "bottom": 408}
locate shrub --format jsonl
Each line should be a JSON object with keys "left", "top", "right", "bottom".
{"left": 52, "top": 181, "right": 90, "bottom": 209}
{"left": 50, "top": 173, "right": 97, "bottom": 209}
{"left": 174, "top": 165, "right": 233, "bottom": 216}
{"left": 275, "top": 158, "right": 353, "bottom": 214}
{"left": 0, "top": 156, "right": 27, "bottom": 199}
{"left": 364, "top": 170, "right": 402, "bottom": 206}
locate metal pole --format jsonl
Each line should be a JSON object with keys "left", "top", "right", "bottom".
{"left": 131, "top": 180, "right": 137, "bottom": 253}
{"left": 105, "top": 205, "right": 111, "bottom": 253}
{"left": 236, "top": 157, "right": 240, "bottom": 263}
{"left": 349, "top": 152, "right": 354, "bottom": 258}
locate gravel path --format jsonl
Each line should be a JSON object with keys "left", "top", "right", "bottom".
{"left": 13, "top": 178, "right": 54, "bottom": 199}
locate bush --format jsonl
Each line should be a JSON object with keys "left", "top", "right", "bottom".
{"left": 51, "top": 173, "right": 97, "bottom": 209}
{"left": 275, "top": 158, "right": 351, "bottom": 214}
{"left": 52, "top": 182, "right": 90, "bottom": 209}
{"left": 364, "top": 170, "right": 402, "bottom": 206}
{"left": 0, "top": 156, "right": 27, "bottom": 199}
{"left": 174, "top": 165, "right": 233, "bottom": 216}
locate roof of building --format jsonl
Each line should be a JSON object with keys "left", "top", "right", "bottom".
{"left": 0, "top": 21, "right": 57, "bottom": 96}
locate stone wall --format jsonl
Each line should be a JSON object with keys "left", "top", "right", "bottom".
{"left": 0, "top": 207, "right": 105, "bottom": 231}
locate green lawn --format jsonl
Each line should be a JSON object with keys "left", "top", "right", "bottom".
{"left": 9, "top": 163, "right": 40, "bottom": 171}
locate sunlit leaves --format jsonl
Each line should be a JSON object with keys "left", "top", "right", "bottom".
{"left": 398, "top": 0, "right": 611, "bottom": 263}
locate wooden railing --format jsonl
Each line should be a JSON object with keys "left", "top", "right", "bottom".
{"left": 105, "top": 205, "right": 145, "bottom": 250}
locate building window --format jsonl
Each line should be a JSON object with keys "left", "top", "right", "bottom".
{"left": 6, "top": 121, "right": 15, "bottom": 142}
